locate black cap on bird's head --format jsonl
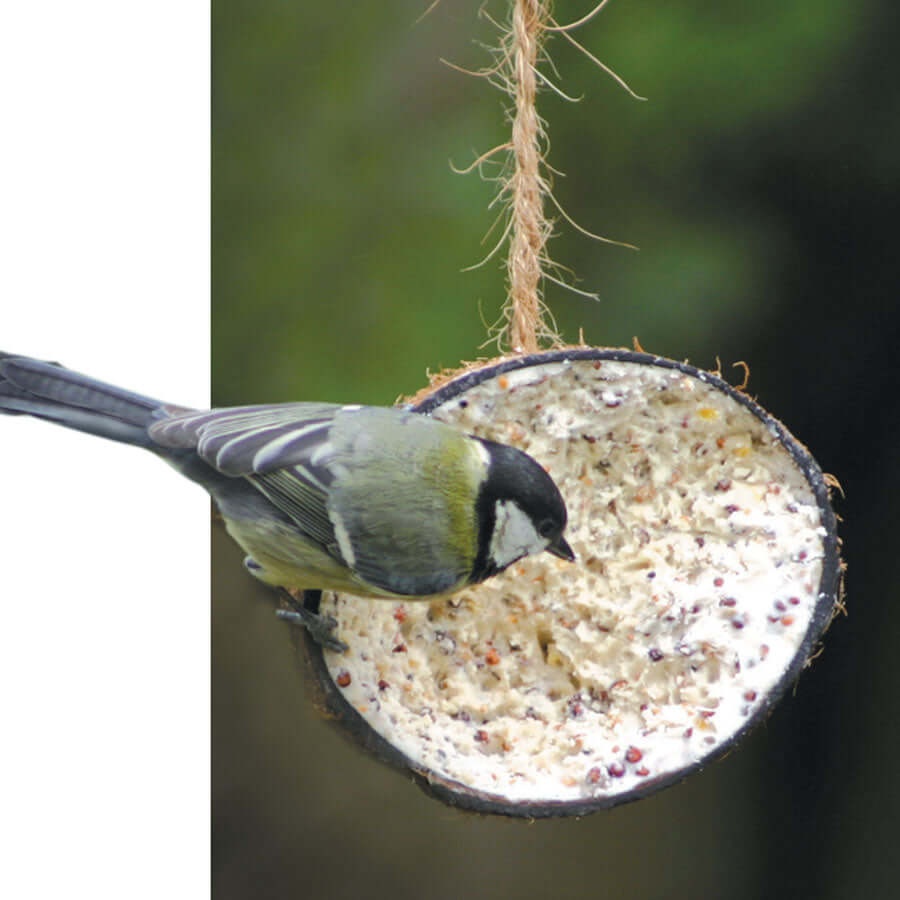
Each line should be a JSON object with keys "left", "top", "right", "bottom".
{"left": 472, "top": 438, "right": 575, "bottom": 582}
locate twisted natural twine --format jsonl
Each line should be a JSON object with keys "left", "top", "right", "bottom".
{"left": 506, "top": 0, "right": 552, "bottom": 353}
{"left": 443, "top": 0, "right": 640, "bottom": 353}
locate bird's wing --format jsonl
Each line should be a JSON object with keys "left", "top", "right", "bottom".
{"left": 149, "top": 402, "right": 344, "bottom": 476}
{"left": 150, "top": 403, "right": 348, "bottom": 554}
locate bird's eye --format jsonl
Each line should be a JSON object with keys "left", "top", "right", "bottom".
{"left": 537, "top": 518, "right": 556, "bottom": 538}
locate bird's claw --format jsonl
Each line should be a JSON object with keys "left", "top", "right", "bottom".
{"left": 276, "top": 605, "right": 348, "bottom": 653}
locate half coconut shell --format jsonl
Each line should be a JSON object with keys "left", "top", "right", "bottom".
{"left": 290, "top": 349, "right": 841, "bottom": 818}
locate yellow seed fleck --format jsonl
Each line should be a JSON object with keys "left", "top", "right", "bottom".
{"left": 734, "top": 446, "right": 751, "bottom": 457}
{"left": 698, "top": 407, "right": 719, "bottom": 420}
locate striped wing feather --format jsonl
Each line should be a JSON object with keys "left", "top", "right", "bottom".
{"left": 150, "top": 403, "right": 351, "bottom": 558}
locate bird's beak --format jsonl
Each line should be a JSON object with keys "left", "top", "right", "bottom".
{"left": 546, "top": 535, "right": 576, "bottom": 562}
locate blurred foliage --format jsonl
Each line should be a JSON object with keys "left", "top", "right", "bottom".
{"left": 212, "top": 0, "right": 888, "bottom": 406}
{"left": 212, "top": 2, "right": 899, "bottom": 899}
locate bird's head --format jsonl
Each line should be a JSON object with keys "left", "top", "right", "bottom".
{"left": 472, "top": 438, "right": 574, "bottom": 581}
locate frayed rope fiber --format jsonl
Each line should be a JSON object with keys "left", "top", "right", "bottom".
{"left": 506, "top": 0, "right": 553, "bottom": 353}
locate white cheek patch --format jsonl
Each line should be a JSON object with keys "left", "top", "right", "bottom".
{"left": 489, "top": 500, "right": 545, "bottom": 569}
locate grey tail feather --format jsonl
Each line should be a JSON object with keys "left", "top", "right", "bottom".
{"left": 0, "top": 352, "right": 176, "bottom": 448}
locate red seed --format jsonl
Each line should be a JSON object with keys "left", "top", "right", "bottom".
{"left": 636, "top": 766, "right": 650, "bottom": 777}
{"left": 719, "top": 597, "right": 737, "bottom": 607}
{"left": 648, "top": 648, "right": 664, "bottom": 662}
{"left": 336, "top": 670, "right": 351, "bottom": 688}
{"left": 474, "top": 730, "right": 489, "bottom": 743}
{"left": 485, "top": 648, "right": 501, "bottom": 666}
{"left": 393, "top": 607, "right": 407, "bottom": 622}
{"left": 744, "top": 690, "right": 757, "bottom": 701}
{"left": 608, "top": 762, "right": 626, "bottom": 778}
{"left": 789, "top": 596, "right": 801, "bottom": 606}
{"left": 378, "top": 679, "right": 390, "bottom": 691}
{"left": 714, "top": 577, "right": 724, "bottom": 587}
{"left": 586, "top": 767, "right": 603, "bottom": 784}
{"left": 626, "top": 746, "right": 643, "bottom": 763}
{"left": 392, "top": 643, "right": 407, "bottom": 653}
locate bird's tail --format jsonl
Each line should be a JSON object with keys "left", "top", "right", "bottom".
{"left": 0, "top": 352, "right": 186, "bottom": 448}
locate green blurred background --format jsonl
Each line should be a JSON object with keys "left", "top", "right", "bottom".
{"left": 212, "top": 2, "right": 897, "bottom": 897}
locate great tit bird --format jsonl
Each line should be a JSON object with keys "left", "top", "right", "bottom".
{"left": 0, "top": 353, "right": 574, "bottom": 649}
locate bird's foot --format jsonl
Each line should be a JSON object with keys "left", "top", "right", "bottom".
{"left": 276, "top": 589, "right": 348, "bottom": 653}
